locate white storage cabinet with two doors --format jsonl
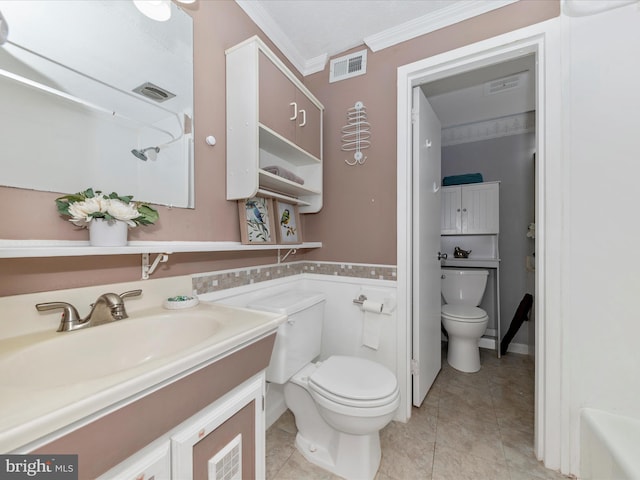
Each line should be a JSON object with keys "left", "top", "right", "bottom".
{"left": 441, "top": 181, "right": 499, "bottom": 235}
{"left": 226, "top": 36, "right": 324, "bottom": 213}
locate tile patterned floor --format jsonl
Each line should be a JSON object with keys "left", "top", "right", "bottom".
{"left": 265, "top": 348, "right": 569, "bottom": 480}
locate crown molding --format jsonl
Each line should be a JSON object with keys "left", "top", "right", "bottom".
{"left": 442, "top": 111, "right": 535, "bottom": 147}
{"left": 303, "top": 53, "right": 329, "bottom": 76}
{"left": 364, "top": 0, "right": 518, "bottom": 52}
{"left": 235, "top": 0, "right": 309, "bottom": 75}
{"left": 236, "top": 0, "right": 518, "bottom": 76}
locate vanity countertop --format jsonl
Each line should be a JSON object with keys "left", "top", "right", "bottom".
{"left": 0, "top": 302, "right": 285, "bottom": 452}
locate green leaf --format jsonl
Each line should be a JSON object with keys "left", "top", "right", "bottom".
{"left": 135, "top": 204, "right": 159, "bottom": 225}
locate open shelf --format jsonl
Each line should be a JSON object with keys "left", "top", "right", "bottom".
{"left": 0, "top": 240, "right": 322, "bottom": 259}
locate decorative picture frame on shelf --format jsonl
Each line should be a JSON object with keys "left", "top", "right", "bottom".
{"left": 238, "top": 196, "right": 276, "bottom": 245}
{"left": 275, "top": 200, "right": 302, "bottom": 244}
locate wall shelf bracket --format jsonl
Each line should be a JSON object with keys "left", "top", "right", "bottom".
{"left": 142, "top": 252, "right": 170, "bottom": 279}
{"left": 277, "top": 248, "right": 297, "bottom": 264}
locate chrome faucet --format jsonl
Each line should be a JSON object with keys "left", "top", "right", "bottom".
{"left": 36, "top": 290, "right": 142, "bottom": 332}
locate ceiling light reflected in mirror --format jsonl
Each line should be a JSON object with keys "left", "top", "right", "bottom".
{"left": 133, "top": 0, "right": 172, "bottom": 22}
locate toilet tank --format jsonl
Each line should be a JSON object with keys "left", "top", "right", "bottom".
{"left": 248, "top": 290, "right": 326, "bottom": 384}
{"left": 441, "top": 268, "right": 489, "bottom": 306}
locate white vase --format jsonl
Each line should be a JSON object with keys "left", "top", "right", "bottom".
{"left": 89, "top": 218, "right": 128, "bottom": 246}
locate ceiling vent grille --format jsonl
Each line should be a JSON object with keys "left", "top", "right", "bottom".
{"left": 484, "top": 73, "right": 522, "bottom": 95}
{"left": 329, "top": 49, "right": 367, "bottom": 83}
{"left": 132, "top": 82, "right": 176, "bottom": 103}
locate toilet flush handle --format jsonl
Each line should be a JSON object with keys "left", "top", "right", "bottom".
{"left": 438, "top": 252, "right": 448, "bottom": 260}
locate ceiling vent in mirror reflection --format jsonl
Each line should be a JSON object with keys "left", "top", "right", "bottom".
{"left": 132, "top": 82, "right": 176, "bottom": 103}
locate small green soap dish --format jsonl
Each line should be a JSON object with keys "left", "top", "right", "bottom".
{"left": 163, "top": 295, "right": 199, "bottom": 310}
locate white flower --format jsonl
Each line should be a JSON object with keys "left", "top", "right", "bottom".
{"left": 67, "top": 196, "right": 107, "bottom": 226}
{"left": 105, "top": 199, "right": 140, "bottom": 227}
{"left": 57, "top": 188, "right": 158, "bottom": 229}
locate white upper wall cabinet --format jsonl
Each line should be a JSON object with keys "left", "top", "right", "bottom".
{"left": 441, "top": 182, "right": 499, "bottom": 234}
{"left": 226, "top": 36, "right": 324, "bottom": 213}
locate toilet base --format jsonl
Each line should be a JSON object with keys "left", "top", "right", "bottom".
{"left": 284, "top": 374, "right": 383, "bottom": 480}
{"left": 295, "top": 429, "right": 380, "bottom": 480}
{"left": 447, "top": 336, "right": 481, "bottom": 373}
{"left": 442, "top": 315, "right": 488, "bottom": 373}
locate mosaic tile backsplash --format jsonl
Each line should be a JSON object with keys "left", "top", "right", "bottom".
{"left": 192, "top": 261, "right": 397, "bottom": 296}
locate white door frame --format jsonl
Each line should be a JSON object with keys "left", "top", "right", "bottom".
{"left": 396, "top": 18, "right": 565, "bottom": 470}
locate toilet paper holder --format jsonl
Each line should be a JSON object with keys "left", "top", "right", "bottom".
{"left": 352, "top": 294, "right": 368, "bottom": 305}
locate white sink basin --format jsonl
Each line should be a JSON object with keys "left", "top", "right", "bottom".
{"left": 0, "top": 309, "right": 221, "bottom": 388}
{"left": 0, "top": 297, "right": 286, "bottom": 454}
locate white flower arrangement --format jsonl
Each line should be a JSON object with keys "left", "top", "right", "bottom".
{"left": 56, "top": 188, "right": 158, "bottom": 228}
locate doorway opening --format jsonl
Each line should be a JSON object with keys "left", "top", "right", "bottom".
{"left": 423, "top": 54, "right": 536, "bottom": 358}
{"left": 396, "top": 31, "right": 551, "bottom": 463}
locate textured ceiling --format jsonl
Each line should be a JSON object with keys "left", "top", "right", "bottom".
{"left": 255, "top": 0, "right": 461, "bottom": 60}
{"left": 236, "top": 0, "right": 518, "bottom": 75}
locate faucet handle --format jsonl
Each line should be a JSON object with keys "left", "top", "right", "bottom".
{"left": 35, "top": 302, "right": 82, "bottom": 331}
{"left": 119, "top": 289, "right": 142, "bottom": 300}
{"left": 108, "top": 290, "right": 142, "bottom": 321}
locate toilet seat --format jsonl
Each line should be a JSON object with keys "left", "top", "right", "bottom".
{"left": 441, "top": 304, "right": 488, "bottom": 323}
{"left": 308, "top": 356, "right": 399, "bottom": 408}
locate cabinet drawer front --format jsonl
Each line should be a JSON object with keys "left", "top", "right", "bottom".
{"left": 97, "top": 442, "right": 170, "bottom": 480}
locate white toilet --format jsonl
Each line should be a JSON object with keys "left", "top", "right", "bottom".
{"left": 249, "top": 291, "right": 399, "bottom": 480}
{"left": 441, "top": 268, "right": 489, "bottom": 373}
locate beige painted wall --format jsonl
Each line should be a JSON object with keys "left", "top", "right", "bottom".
{"left": 0, "top": 1, "right": 303, "bottom": 296}
{"left": 303, "top": 0, "right": 559, "bottom": 265}
{"left": 0, "top": 0, "right": 559, "bottom": 297}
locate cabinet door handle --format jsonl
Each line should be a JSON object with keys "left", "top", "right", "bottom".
{"left": 289, "top": 102, "right": 298, "bottom": 120}
{"left": 298, "top": 109, "right": 306, "bottom": 127}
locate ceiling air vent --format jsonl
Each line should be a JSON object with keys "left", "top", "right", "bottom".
{"left": 484, "top": 73, "right": 523, "bottom": 96}
{"left": 132, "top": 82, "right": 176, "bottom": 103}
{"left": 329, "top": 49, "right": 367, "bottom": 83}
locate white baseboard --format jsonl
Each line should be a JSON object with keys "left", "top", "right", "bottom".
{"left": 506, "top": 342, "right": 530, "bottom": 355}
{"left": 455, "top": 336, "right": 530, "bottom": 356}
{"left": 479, "top": 337, "right": 496, "bottom": 350}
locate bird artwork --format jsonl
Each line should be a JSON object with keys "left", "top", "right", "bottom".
{"left": 244, "top": 198, "right": 272, "bottom": 243}
{"left": 279, "top": 208, "right": 297, "bottom": 238}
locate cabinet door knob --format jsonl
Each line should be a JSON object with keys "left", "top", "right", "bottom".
{"left": 289, "top": 102, "right": 298, "bottom": 120}
{"left": 298, "top": 109, "right": 307, "bottom": 127}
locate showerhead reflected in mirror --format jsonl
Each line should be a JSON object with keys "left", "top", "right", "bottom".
{"left": 132, "top": 147, "right": 160, "bottom": 162}
{"left": 0, "top": 1, "right": 194, "bottom": 208}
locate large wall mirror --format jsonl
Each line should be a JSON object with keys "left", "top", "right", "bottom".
{"left": 0, "top": 1, "right": 194, "bottom": 207}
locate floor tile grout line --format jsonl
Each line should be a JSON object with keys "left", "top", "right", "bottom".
{"left": 266, "top": 349, "right": 564, "bottom": 480}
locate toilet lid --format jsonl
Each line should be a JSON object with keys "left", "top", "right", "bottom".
{"left": 442, "top": 304, "right": 488, "bottom": 322}
{"left": 308, "top": 356, "right": 398, "bottom": 407}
